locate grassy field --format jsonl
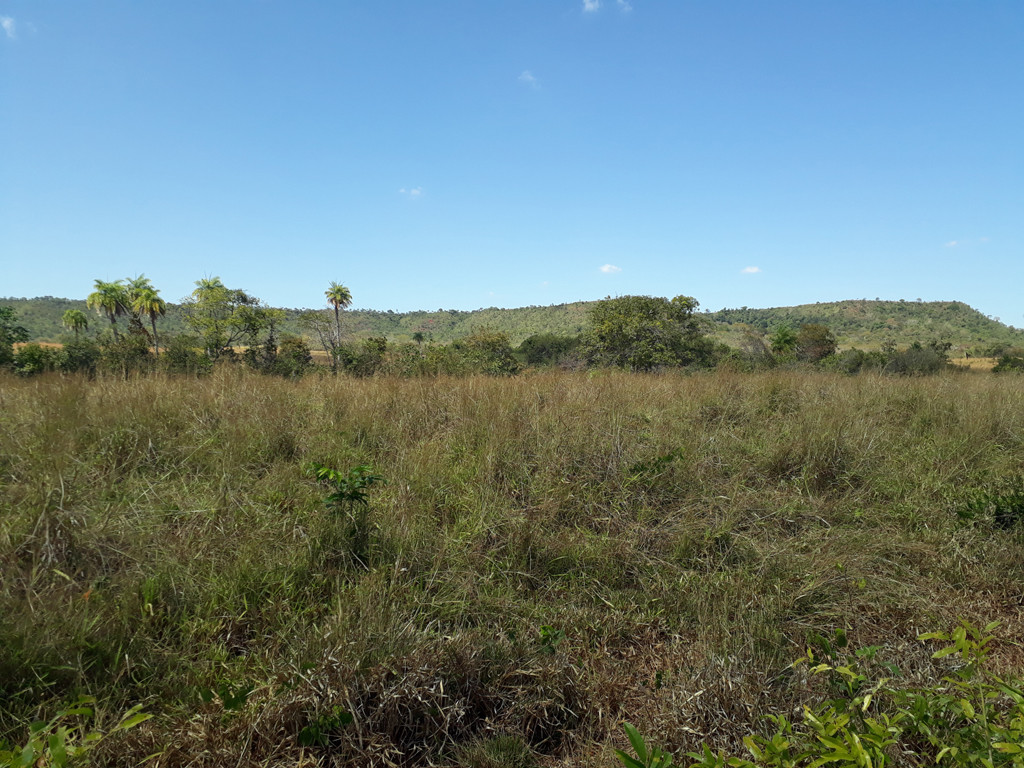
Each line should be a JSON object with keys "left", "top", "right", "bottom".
{"left": 2, "top": 368, "right": 1023, "bottom": 766}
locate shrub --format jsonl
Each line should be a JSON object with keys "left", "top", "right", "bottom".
{"left": 13, "top": 343, "right": 59, "bottom": 375}
{"left": 161, "top": 333, "right": 212, "bottom": 375}
{"left": 458, "top": 329, "right": 520, "bottom": 376}
{"left": 100, "top": 333, "right": 151, "bottom": 376}
{"left": 795, "top": 324, "right": 837, "bottom": 363}
{"left": 0, "top": 306, "right": 29, "bottom": 369}
{"left": 992, "top": 355, "right": 1024, "bottom": 373}
{"left": 272, "top": 334, "right": 313, "bottom": 377}
{"left": 823, "top": 348, "right": 887, "bottom": 375}
{"left": 582, "top": 294, "right": 716, "bottom": 371}
{"left": 518, "top": 333, "right": 581, "bottom": 367}
{"left": 339, "top": 337, "right": 389, "bottom": 377}
{"left": 57, "top": 337, "right": 101, "bottom": 375}
{"left": 884, "top": 342, "right": 949, "bottom": 375}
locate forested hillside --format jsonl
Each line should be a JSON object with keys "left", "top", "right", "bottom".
{"left": 710, "top": 299, "right": 1024, "bottom": 351}
{"left": 3, "top": 295, "right": 1021, "bottom": 352}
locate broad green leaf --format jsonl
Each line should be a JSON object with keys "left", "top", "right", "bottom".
{"left": 614, "top": 749, "right": 646, "bottom": 768}
{"left": 624, "top": 723, "right": 648, "bottom": 764}
{"left": 17, "top": 743, "right": 36, "bottom": 768}
{"left": 119, "top": 712, "right": 152, "bottom": 730}
{"left": 48, "top": 732, "right": 67, "bottom": 767}
{"left": 960, "top": 699, "right": 975, "bottom": 718}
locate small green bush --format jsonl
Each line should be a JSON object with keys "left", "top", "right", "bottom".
{"left": 13, "top": 343, "right": 59, "bottom": 376}
{"left": 992, "top": 355, "right": 1024, "bottom": 373}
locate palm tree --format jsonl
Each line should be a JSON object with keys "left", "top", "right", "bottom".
{"left": 86, "top": 280, "right": 128, "bottom": 340}
{"left": 130, "top": 283, "right": 167, "bottom": 357}
{"left": 325, "top": 282, "right": 352, "bottom": 372}
{"left": 62, "top": 309, "right": 89, "bottom": 341}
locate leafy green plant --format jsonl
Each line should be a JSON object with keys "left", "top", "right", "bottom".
{"left": 616, "top": 722, "right": 679, "bottom": 768}
{"left": 307, "top": 462, "right": 386, "bottom": 567}
{"left": 538, "top": 625, "right": 565, "bottom": 655}
{"left": 0, "top": 697, "right": 151, "bottom": 768}
{"left": 957, "top": 483, "right": 1024, "bottom": 530}
{"left": 802, "top": 628, "right": 899, "bottom": 708}
{"left": 198, "top": 681, "right": 254, "bottom": 712}
{"left": 678, "top": 622, "right": 1024, "bottom": 768}
{"left": 297, "top": 706, "right": 353, "bottom": 747}
{"left": 904, "top": 621, "right": 1024, "bottom": 767}
{"left": 626, "top": 448, "right": 685, "bottom": 490}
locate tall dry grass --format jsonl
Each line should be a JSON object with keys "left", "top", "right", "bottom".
{"left": 1, "top": 368, "right": 1023, "bottom": 766}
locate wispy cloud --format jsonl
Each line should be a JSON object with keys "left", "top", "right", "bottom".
{"left": 946, "top": 236, "right": 991, "bottom": 248}
{"left": 518, "top": 70, "right": 538, "bottom": 88}
{"left": 741, "top": 266, "right": 761, "bottom": 274}
{"left": 399, "top": 187, "right": 423, "bottom": 199}
{"left": 583, "top": 0, "right": 601, "bottom": 12}
{"left": 1, "top": 17, "right": 16, "bottom": 39}
{"left": 617, "top": 0, "right": 633, "bottom": 11}
{"left": 599, "top": 264, "right": 622, "bottom": 274}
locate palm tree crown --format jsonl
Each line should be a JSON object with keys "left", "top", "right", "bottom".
{"left": 128, "top": 277, "right": 167, "bottom": 356}
{"left": 325, "top": 282, "right": 352, "bottom": 312}
{"left": 62, "top": 309, "right": 89, "bottom": 341}
{"left": 86, "top": 279, "right": 128, "bottom": 339}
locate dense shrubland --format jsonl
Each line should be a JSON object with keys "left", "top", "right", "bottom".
{"left": 2, "top": 368, "right": 1024, "bottom": 766}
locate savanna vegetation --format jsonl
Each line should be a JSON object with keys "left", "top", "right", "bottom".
{"left": 3, "top": 282, "right": 1024, "bottom": 766}
{"left": 5, "top": 293, "right": 1024, "bottom": 353}
{"left": 2, "top": 364, "right": 1024, "bottom": 766}
{"left": 6, "top": 278, "right": 1011, "bottom": 381}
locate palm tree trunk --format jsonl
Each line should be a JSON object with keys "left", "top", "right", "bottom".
{"left": 150, "top": 314, "right": 160, "bottom": 358}
{"left": 109, "top": 313, "right": 120, "bottom": 341}
{"left": 332, "top": 305, "right": 341, "bottom": 374}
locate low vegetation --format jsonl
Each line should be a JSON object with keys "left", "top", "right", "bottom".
{"left": 2, "top": 367, "right": 1024, "bottom": 766}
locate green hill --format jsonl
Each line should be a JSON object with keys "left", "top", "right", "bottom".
{"left": 707, "top": 299, "right": 1024, "bottom": 352}
{"left": 3, "top": 295, "right": 1021, "bottom": 353}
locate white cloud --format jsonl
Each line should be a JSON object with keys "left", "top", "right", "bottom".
{"left": 583, "top": 0, "right": 601, "bottom": 11}
{"left": 946, "top": 237, "right": 990, "bottom": 247}
{"left": 617, "top": 0, "right": 633, "bottom": 11}
{"left": 518, "top": 70, "right": 538, "bottom": 88}
{"left": 399, "top": 187, "right": 423, "bottom": 198}
{"left": 741, "top": 266, "right": 761, "bottom": 274}
{"left": 599, "top": 264, "right": 622, "bottom": 274}
{"left": 1, "top": 17, "right": 16, "bottom": 39}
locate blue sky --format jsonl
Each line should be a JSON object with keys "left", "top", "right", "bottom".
{"left": 2, "top": 2, "right": 1022, "bottom": 324}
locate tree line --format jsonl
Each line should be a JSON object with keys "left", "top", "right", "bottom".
{"left": 3, "top": 280, "right": 1019, "bottom": 378}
